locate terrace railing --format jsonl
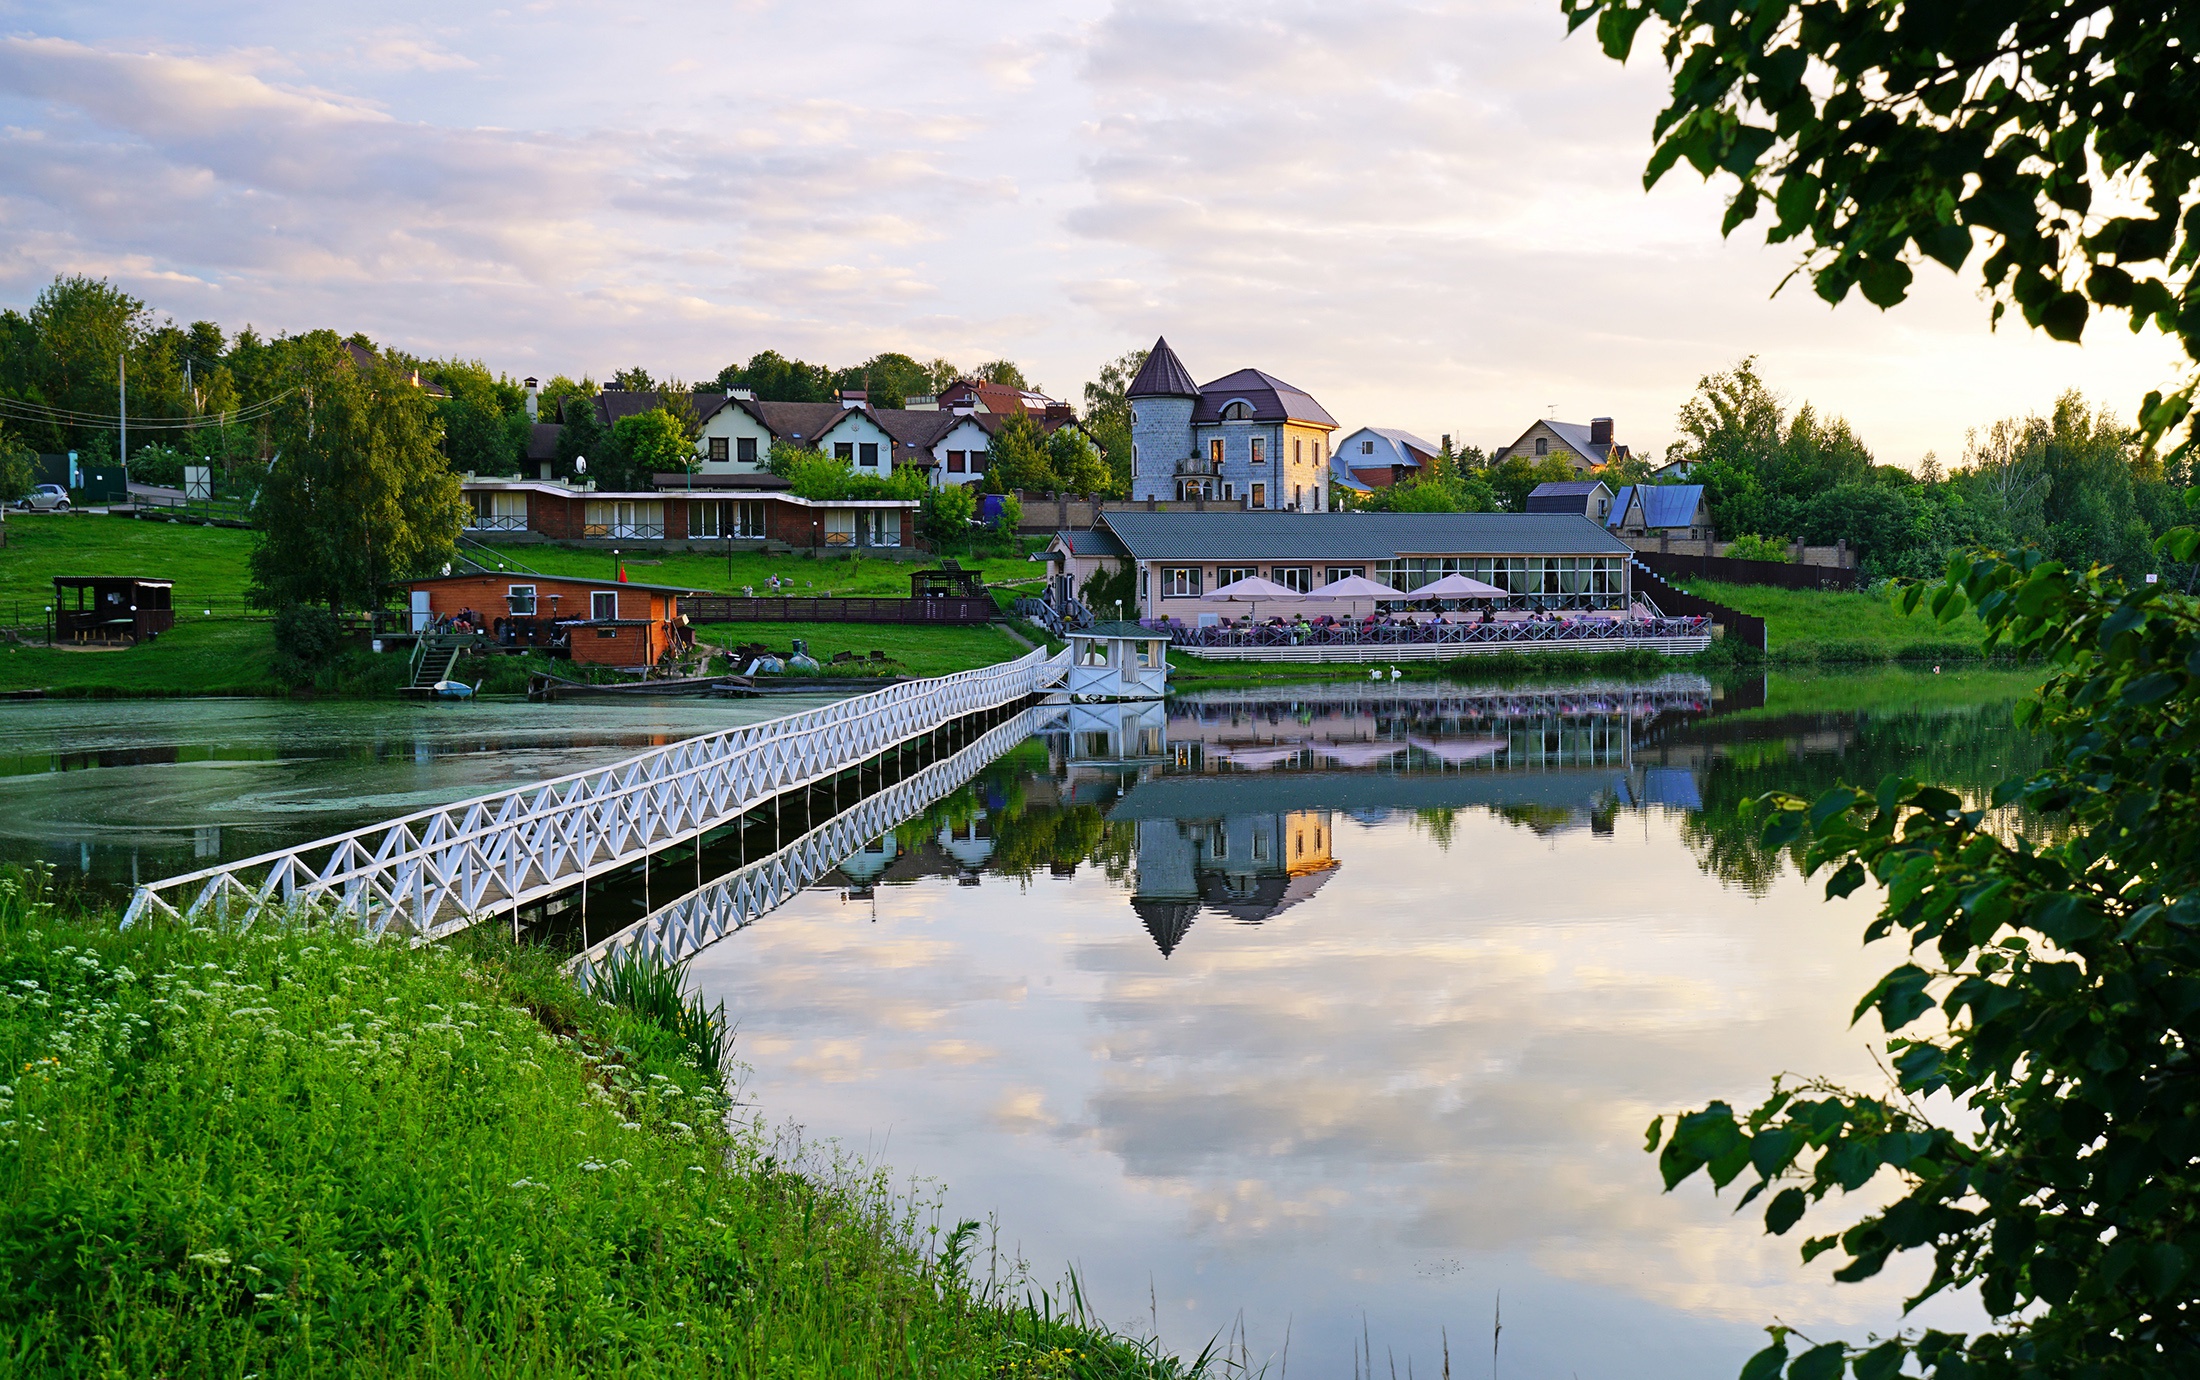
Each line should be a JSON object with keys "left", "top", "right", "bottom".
{"left": 122, "top": 646, "right": 1070, "bottom": 940}
{"left": 1153, "top": 615, "right": 1711, "bottom": 650}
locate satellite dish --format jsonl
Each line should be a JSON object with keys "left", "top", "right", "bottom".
{"left": 574, "top": 456, "right": 588, "bottom": 474}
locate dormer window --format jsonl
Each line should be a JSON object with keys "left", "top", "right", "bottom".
{"left": 1221, "top": 401, "right": 1251, "bottom": 421}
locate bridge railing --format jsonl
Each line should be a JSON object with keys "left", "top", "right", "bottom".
{"left": 571, "top": 707, "right": 1043, "bottom": 982}
{"left": 123, "top": 646, "right": 1070, "bottom": 940}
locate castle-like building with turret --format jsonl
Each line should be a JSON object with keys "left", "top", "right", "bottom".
{"left": 1127, "top": 337, "right": 1339, "bottom": 510}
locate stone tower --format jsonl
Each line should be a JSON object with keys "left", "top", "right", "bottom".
{"left": 1126, "top": 336, "right": 1199, "bottom": 502}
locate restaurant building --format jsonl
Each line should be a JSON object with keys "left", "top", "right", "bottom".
{"left": 1047, "top": 511, "right": 1637, "bottom": 621}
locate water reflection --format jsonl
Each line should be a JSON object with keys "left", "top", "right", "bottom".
{"left": 679, "top": 672, "right": 2040, "bottom": 1377}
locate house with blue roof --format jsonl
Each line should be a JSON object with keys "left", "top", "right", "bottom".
{"left": 1607, "top": 484, "right": 1713, "bottom": 541}
{"left": 1331, "top": 426, "right": 1438, "bottom": 489}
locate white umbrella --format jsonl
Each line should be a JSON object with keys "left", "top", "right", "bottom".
{"left": 1405, "top": 573, "right": 1507, "bottom": 600}
{"left": 1307, "top": 573, "right": 1407, "bottom": 622}
{"left": 1202, "top": 575, "right": 1304, "bottom": 622}
{"left": 1308, "top": 574, "right": 1406, "bottom": 601}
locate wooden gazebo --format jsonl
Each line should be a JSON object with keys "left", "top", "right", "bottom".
{"left": 53, "top": 577, "right": 175, "bottom": 645}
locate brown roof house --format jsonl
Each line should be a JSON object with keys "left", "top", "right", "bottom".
{"left": 1493, "top": 417, "right": 1630, "bottom": 476}
{"left": 1126, "top": 336, "right": 1340, "bottom": 511}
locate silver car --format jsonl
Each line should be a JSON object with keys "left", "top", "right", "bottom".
{"left": 18, "top": 484, "right": 69, "bottom": 512}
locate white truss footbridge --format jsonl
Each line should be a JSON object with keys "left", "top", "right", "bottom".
{"left": 122, "top": 647, "right": 1070, "bottom": 940}
{"left": 570, "top": 705, "right": 1050, "bottom": 982}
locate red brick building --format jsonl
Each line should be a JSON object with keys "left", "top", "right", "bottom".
{"left": 460, "top": 479, "right": 917, "bottom": 553}
{"left": 406, "top": 572, "right": 699, "bottom": 667}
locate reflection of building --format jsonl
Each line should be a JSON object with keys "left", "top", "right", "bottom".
{"left": 1131, "top": 809, "right": 1339, "bottom": 956}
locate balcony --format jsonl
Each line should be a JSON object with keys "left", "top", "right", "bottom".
{"left": 1175, "top": 456, "right": 1221, "bottom": 476}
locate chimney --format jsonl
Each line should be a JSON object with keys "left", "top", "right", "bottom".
{"left": 1441, "top": 433, "right": 1451, "bottom": 452}
{"left": 1590, "top": 417, "right": 1613, "bottom": 447}
{"left": 604, "top": 380, "right": 626, "bottom": 392}
{"left": 524, "top": 377, "right": 540, "bottom": 422}
{"left": 838, "top": 389, "right": 867, "bottom": 409}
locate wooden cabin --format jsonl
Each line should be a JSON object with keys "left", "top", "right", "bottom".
{"left": 52, "top": 577, "right": 175, "bottom": 645}
{"left": 404, "top": 573, "right": 701, "bottom": 667}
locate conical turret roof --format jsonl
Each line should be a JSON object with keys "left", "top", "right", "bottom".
{"left": 1125, "top": 336, "right": 1199, "bottom": 399}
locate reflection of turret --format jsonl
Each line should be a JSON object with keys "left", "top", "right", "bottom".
{"left": 836, "top": 834, "right": 900, "bottom": 884}
{"left": 1129, "top": 809, "right": 1338, "bottom": 954}
{"left": 937, "top": 815, "right": 994, "bottom": 871}
{"left": 1133, "top": 899, "right": 1198, "bottom": 957}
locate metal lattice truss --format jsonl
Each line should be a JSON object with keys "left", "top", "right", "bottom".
{"left": 122, "top": 647, "right": 1069, "bottom": 939}
{"left": 570, "top": 707, "right": 1046, "bottom": 984}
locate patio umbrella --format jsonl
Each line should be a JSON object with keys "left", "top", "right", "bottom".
{"left": 1201, "top": 575, "right": 1305, "bottom": 622}
{"left": 1312, "top": 739, "right": 1408, "bottom": 768}
{"left": 1307, "top": 573, "right": 1408, "bottom": 620}
{"left": 1404, "top": 573, "right": 1507, "bottom": 601}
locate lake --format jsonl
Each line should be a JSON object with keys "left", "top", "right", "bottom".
{"left": 0, "top": 670, "right": 2044, "bottom": 1376}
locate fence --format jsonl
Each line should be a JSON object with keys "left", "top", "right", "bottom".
{"left": 1634, "top": 550, "right": 1869, "bottom": 592}
{"left": 121, "top": 646, "right": 1070, "bottom": 940}
{"left": 572, "top": 706, "right": 1040, "bottom": 980}
{"left": 682, "top": 595, "right": 999, "bottom": 625}
{"left": 1630, "top": 562, "right": 1766, "bottom": 649}
{"left": 1151, "top": 614, "right": 1714, "bottom": 661}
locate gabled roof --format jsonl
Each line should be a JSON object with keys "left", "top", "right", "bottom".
{"left": 1634, "top": 484, "right": 1706, "bottom": 530}
{"left": 1529, "top": 480, "right": 1609, "bottom": 498}
{"left": 1193, "top": 368, "right": 1338, "bottom": 428}
{"left": 1363, "top": 426, "right": 1438, "bottom": 461}
{"left": 1053, "top": 526, "right": 1130, "bottom": 559}
{"left": 526, "top": 422, "right": 561, "bottom": 462}
{"left": 1126, "top": 336, "right": 1201, "bottom": 399}
{"left": 593, "top": 388, "right": 738, "bottom": 430}
{"left": 1606, "top": 485, "right": 1635, "bottom": 529}
{"left": 1096, "top": 511, "right": 1629, "bottom": 562}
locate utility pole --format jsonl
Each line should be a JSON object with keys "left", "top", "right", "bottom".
{"left": 118, "top": 352, "right": 127, "bottom": 475}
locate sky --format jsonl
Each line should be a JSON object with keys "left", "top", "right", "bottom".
{"left": 0, "top": 0, "right": 2186, "bottom": 466}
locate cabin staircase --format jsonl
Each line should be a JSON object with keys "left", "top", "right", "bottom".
{"left": 406, "top": 633, "right": 473, "bottom": 694}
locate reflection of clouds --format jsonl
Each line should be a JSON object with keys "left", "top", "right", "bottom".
{"left": 689, "top": 798, "right": 1978, "bottom": 1374}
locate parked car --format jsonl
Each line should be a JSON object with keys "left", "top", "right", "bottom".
{"left": 18, "top": 484, "right": 70, "bottom": 512}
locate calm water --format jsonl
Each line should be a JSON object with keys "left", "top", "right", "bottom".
{"left": 0, "top": 695, "right": 842, "bottom": 895}
{"left": 0, "top": 673, "right": 2044, "bottom": 1376}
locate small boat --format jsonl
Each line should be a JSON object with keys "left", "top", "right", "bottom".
{"left": 430, "top": 680, "right": 479, "bottom": 700}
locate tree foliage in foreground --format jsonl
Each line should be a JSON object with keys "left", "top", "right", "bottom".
{"left": 1649, "top": 534, "right": 2200, "bottom": 1378}
{"left": 1565, "top": 0, "right": 2200, "bottom": 459}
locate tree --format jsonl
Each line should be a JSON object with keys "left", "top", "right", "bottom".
{"left": 610, "top": 366, "right": 655, "bottom": 393}
{"left": 1651, "top": 545, "right": 2200, "bottom": 1380}
{"left": 975, "top": 359, "right": 1031, "bottom": 390}
{"left": 1045, "top": 426, "right": 1111, "bottom": 494}
{"left": 716, "top": 350, "right": 832, "bottom": 403}
{"left": 0, "top": 429, "right": 32, "bottom": 502}
{"left": 555, "top": 395, "right": 606, "bottom": 482}
{"left": 833, "top": 352, "right": 933, "bottom": 407}
{"left": 605, "top": 408, "right": 693, "bottom": 488}
{"left": 1082, "top": 347, "right": 1148, "bottom": 492}
{"left": 985, "top": 414, "right": 1054, "bottom": 493}
{"left": 1564, "top": 0, "right": 2200, "bottom": 460}
{"left": 440, "top": 395, "right": 519, "bottom": 476}
{"left": 1487, "top": 453, "right": 1575, "bottom": 512}
{"left": 248, "top": 335, "right": 462, "bottom": 613}
{"left": 1721, "top": 532, "right": 1791, "bottom": 563}
{"left": 919, "top": 483, "right": 975, "bottom": 546}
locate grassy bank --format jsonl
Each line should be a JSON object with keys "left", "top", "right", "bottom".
{"left": 0, "top": 620, "right": 283, "bottom": 696}
{"left": 463, "top": 541, "right": 1044, "bottom": 606}
{"left": 0, "top": 512, "right": 261, "bottom": 613}
{"left": 696, "top": 621, "right": 1036, "bottom": 679}
{"left": 0, "top": 872, "right": 1187, "bottom": 1378}
{"left": 1678, "top": 578, "right": 1995, "bottom": 664}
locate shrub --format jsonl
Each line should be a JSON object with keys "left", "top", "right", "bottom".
{"left": 270, "top": 603, "right": 346, "bottom": 687}
{"left": 1724, "top": 532, "right": 1793, "bottom": 562}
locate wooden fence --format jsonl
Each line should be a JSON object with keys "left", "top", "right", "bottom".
{"left": 1634, "top": 550, "right": 1869, "bottom": 592}
{"left": 682, "top": 595, "right": 998, "bottom": 625}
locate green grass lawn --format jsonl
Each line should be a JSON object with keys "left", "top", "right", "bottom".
{"left": 0, "top": 512, "right": 260, "bottom": 617}
{"left": 695, "top": 620, "right": 1035, "bottom": 678}
{"left": 0, "top": 619, "right": 283, "bottom": 696}
{"left": 470, "top": 540, "right": 1049, "bottom": 603}
{"left": 1681, "top": 579, "right": 1993, "bottom": 662}
{"left": 0, "top": 882, "right": 1187, "bottom": 1377}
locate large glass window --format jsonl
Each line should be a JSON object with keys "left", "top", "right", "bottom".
{"left": 1273, "top": 566, "right": 1311, "bottom": 593}
{"left": 737, "top": 436, "right": 758, "bottom": 464}
{"left": 1163, "top": 567, "right": 1202, "bottom": 598}
{"left": 1218, "top": 566, "right": 1258, "bottom": 586}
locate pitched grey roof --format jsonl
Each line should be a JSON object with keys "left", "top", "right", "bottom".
{"left": 593, "top": 389, "right": 738, "bottom": 430}
{"left": 1126, "top": 336, "right": 1200, "bottom": 398}
{"left": 1056, "top": 526, "right": 1130, "bottom": 559}
{"left": 1366, "top": 426, "right": 1438, "bottom": 459}
{"left": 1192, "top": 368, "right": 1339, "bottom": 428}
{"left": 1529, "top": 480, "right": 1607, "bottom": 498}
{"left": 1606, "top": 485, "right": 1634, "bottom": 529}
{"left": 1096, "top": 511, "right": 1630, "bottom": 562}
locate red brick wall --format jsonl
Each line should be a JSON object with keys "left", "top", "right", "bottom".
{"left": 528, "top": 492, "right": 584, "bottom": 538}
